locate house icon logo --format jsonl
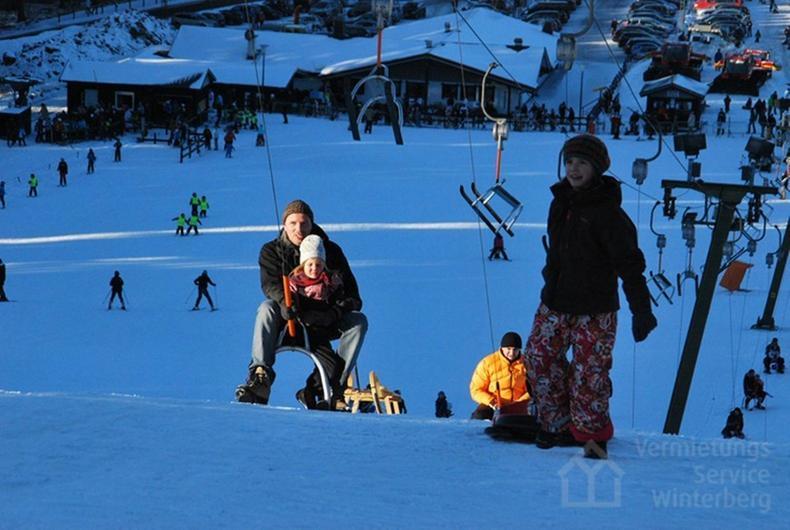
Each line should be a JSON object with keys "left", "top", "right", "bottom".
{"left": 558, "top": 442, "right": 624, "bottom": 508}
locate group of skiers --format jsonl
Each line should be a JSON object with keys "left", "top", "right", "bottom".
{"left": 104, "top": 270, "right": 217, "bottom": 311}
{"left": 173, "top": 193, "right": 210, "bottom": 236}
{"left": 721, "top": 339, "right": 785, "bottom": 439}
{"left": 17, "top": 147, "right": 111, "bottom": 201}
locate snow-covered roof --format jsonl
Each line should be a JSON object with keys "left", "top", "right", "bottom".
{"left": 640, "top": 74, "right": 710, "bottom": 98}
{"left": 59, "top": 58, "right": 212, "bottom": 89}
{"left": 168, "top": 26, "right": 338, "bottom": 88}
{"left": 0, "top": 105, "right": 30, "bottom": 115}
{"left": 167, "top": 7, "right": 557, "bottom": 90}
{"left": 320, "top": 7, "right": 556, "bottom": 89}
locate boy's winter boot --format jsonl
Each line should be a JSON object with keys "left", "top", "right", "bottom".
{"left": 584, "top": 440, "right": 608, "bottom": 460}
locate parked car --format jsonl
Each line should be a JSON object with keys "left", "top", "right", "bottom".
{"left": 525, "top": 9, "right": 569, "bottom": 24}
{"left": 402, "top": 1, "right": 427, "bottom": 19}
{"left": 526, "top": 0, "right": 576, "bottom": 14}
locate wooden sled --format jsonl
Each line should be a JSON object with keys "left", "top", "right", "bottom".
{"left": 344, "top": 371, "right": 406, "bottom": 415}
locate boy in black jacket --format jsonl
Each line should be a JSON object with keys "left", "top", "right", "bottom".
{"left": 525, "top": 134, "right": 657, "bottom": 459}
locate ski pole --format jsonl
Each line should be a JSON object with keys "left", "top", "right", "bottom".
{"left": 282, "top": 275, "right": 296, "bottom": 337}
{"left": 212, "top": 284, "right": 218, "bottom": 307}
{"left": 184, "top": 286, "right": 196, "bottom": 305}
{"left": 102, "top": 289, "right": 111, "bottom": 306}
{"left": 495, "top": 382, "right": 502, "bottom": 410}
{"left": 354, "top": 365, "right": 361, "bottom": 391}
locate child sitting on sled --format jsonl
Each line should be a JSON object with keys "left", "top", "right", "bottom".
{"left": 287, "top": 234, "right": 346, "bottom": 410}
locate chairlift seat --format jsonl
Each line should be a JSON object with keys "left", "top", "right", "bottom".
{"left": 460, "top": 181, "right": 524, "bottom": 236}
{"left": 648, "top": 270, "right": 675, "bottom": 305}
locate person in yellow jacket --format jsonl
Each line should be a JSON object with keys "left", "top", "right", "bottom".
{"left": 469, "top": 331, "right": 530, "bottom": 420}
{"left": 172, "top": 213, "right": 186, "bottom": 236}
{"left": 28, "top": 173, "right": 38, "bottom": 197}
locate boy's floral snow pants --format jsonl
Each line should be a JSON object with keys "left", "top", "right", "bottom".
{"left": 525, "top": 303, "right": 617, "bottom": 442}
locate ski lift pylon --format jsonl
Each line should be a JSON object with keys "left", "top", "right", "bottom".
{"left": 459, "top": 63, "right": 524, "bottom": 237}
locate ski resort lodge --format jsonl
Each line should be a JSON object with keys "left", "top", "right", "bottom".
{"left": 59, "top": 7, "right": 558, "bottom": 119}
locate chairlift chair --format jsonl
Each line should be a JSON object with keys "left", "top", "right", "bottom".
{"left": 677, "top": 210, "right": 700, "bottom": 296}
{"left": 459, "top": 63, "right": 524, "bottom": 237}
{"left": 647, "top": 203, "right": 675, "bottom": 305}
{"left": 345, "top": 0, "right": 404, "bottom": 145}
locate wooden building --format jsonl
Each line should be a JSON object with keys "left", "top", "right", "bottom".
{"left": 640, "top": 74, "right": 709, "bottom": 132}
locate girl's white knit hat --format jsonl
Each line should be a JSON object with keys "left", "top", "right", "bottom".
{"left": 299, "top": 234, "right": 326, "bottom": 265}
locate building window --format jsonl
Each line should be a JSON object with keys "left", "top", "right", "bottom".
{"left": 115, "top": 91, "right": 134, "bottom": 110}
{"left": 83, "top": 88, "right": 98, "bottom": 108}
{"left": 441, "top": 83, "right": 458, "bottom": 101}
{"left": 405, "top": 82, "right": 426, "bottom": 100}
{"left": 461, "top": 84, "right": 478, "bottom": 101}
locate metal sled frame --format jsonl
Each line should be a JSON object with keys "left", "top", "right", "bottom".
{"left": 459, "top": 63, "right": 523, "bottom": 237}
{"left": 274, "top": 322, "right": 333, "bottom": 403}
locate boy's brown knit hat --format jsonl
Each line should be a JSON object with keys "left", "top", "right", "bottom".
{"left": 282, "top": 199, "right": 314, "bottom": 224}
{"left": 562, "top": 134, "right": 611, "bottom": 175}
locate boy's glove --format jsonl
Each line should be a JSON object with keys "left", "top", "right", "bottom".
{"left": 632, "top": 312, "right": 658, "bottom": 343}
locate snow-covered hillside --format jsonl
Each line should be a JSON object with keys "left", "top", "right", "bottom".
{"left": 1, "top": 116, "right": 790, "bottom": 526}
{"left": 0, "top": 11, "right": 174, "bottom": 104}
{"left": 2, "top": 2, "right": 790, "bottom": 527}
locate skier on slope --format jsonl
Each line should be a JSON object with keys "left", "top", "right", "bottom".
{"left": 0, "top": 258, "right": 8, "bottom": 301}
{"left": 189, "top": 192, "right": 200, "bottom": 216}
{"left": 87, "top": 148, "right": 97, "bottom": 174}
{"left": 57, "top": 158, "right": 68, "bottom": 187}
{"left": 193, "top": 270, "right": 216, "bottom": 311}
{"left": 525, "top": 134, "right": 657, "bottom": 459}
{"left": 108, "top": 271, "right": 126, "bottom": 310}
{"left": 172, "top": 213, "right": 187, "bottom": 236}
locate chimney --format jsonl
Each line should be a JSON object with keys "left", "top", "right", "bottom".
{"left": 507, "top": 37, "right": 527, "bottom": 52}
{"left": 425, "top": 39, "right": 433, "bottom": 49}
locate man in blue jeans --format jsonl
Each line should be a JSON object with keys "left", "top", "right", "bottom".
{"left": 236, "top": 200, "right": 367, "bottom": 405}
